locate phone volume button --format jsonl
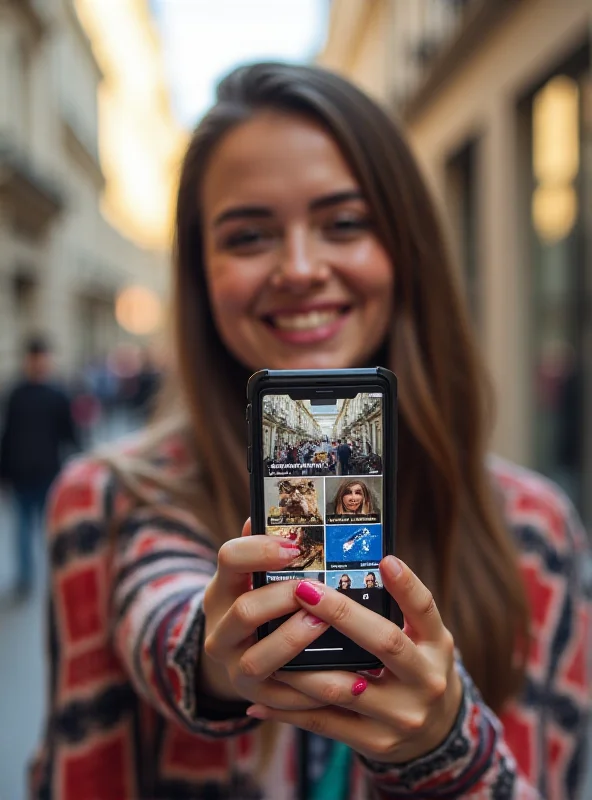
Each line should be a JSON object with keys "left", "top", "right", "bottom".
{"left": 247, "top": 445, "right": 252, "bottom": 473}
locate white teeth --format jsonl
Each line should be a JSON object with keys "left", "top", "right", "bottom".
{"left": 272, "top": 310, "right": 341, "bottom": 331}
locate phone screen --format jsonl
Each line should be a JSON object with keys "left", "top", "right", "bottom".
{"left": 259, "top": 389, "right": 388, "bottom": 668}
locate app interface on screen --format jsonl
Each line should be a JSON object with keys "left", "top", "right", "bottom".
{"left": 262, "top": 392, "right": 385, "bottom": 617}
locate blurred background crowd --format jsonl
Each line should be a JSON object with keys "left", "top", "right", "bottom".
{"left": 0, "top": 0, "right": 590, "bottom": 797}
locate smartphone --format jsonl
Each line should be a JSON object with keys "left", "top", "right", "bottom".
{"left": 246, "top": 368, "right": 402, "bottom": 671}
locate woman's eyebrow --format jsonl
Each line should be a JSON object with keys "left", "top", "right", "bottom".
{"left": 213, "top": 206, "right": 271, "bottom": 227}
{"left": 309, "top": 190, "right": 364, "bottom": 211}
{"left": 212, "top": 190, "right": 364, "bottom": 228}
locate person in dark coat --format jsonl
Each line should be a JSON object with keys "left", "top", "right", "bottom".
{"left": 0, "top": 336, "right": 79, "bottom": 596}
{"left": 336, "top": 439, "right": 352, "bottom": 476}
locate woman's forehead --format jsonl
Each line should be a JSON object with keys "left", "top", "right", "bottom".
{"left": 201, "top": 113, "right": 359, "bottom": 219}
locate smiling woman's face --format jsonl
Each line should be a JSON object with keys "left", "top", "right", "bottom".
{"left": 201, "top": 111, "right": 394, "bottom": 371}
{"left": 343, "top": 483, "right": 364, "bottom": 512}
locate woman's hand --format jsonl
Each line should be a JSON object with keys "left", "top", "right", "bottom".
{"left": 201, "top": 520, "right": 332, "bottom": 710}
{"left": 246, "top": 556, "right": 463, "bottom": 765}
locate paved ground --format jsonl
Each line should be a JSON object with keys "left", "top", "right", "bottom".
{"left": 0, "top": 527, "right": 47, "bottom": 800}
{"left": 0, "top": 414, "right": 590, "bottom": 798}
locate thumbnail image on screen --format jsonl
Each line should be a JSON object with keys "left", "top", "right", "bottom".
{"left": 325, "top": 570, "right": 383, "bottom": 591}
{"left": 264, "top": 477, "right": 324, "bottom": 526}
{"left": 266, "top": 526, "right": 324, "bottom": 571}
{"left": 325, "top": 523, "right": 382, "bottom": 570}
{"left": 262, "top": 393, "right": 383, "bottom": 478}
{"left": 325, "top": 476, "right": 381, "bottom": 524}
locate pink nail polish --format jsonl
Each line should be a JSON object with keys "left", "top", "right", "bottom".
{"left": 352, "top": 678, "right": 368, "bottom": 696}
{"left": 304, "top": 613, "right": 324, "bottom": 626}
{"left": 246, "top": 706, "right": 267, "bottom": 719}
{"left": 295, "top": 580, "right": 323, "bottom": 605}
{"left": 279, "top": 542, "right": 301, "bottom": 559}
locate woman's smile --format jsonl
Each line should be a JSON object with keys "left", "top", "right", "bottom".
{"left": 344, "top": 496, "right": 361, "bottom": 511}
{"left": 260, "top": 303, "right": 352, "bottom": 345}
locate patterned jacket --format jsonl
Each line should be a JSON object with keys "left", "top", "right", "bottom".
{"left": 30, "top": 446, "right": 591, "bottom": 799}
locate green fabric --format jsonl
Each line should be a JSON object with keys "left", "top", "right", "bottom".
{"left": 311, "top": 742, "right": 353, "bottom": 800}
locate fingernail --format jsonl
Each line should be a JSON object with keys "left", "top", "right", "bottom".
{"left": 352, "top": 678, "right": 368, "bottom": 696}
{"left": 279, "top": 542, "right": 301, "bottom": 559}
{"left": 295, "top": 581, "right": 323, "bottom": 605}
{"left": 246, "top": 705, "right": 267, "bottom": 719}
{"left": 304, "top": 613, "right": 324, "bottom": 626}
{"left": 384, "top": 555, "right": 403, "bottom": 578}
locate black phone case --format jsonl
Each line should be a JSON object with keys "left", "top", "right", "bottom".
{"left": 246, "top": 368, "right": 403, "bottom": 671}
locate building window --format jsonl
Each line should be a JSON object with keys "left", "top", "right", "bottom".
{"left": 524, "top": 44, "right": 590, "bottom": 520}
{"left": 9, "top": 34, "right": 32, "bottom": 146}
{"left": 445, "top": 138, "right": 480, "bottom": 328}
{"left": 13, "top": 272, "right": 38, "bottom": 335}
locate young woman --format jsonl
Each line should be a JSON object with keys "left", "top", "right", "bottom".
{"left": 333, "top": 480, "right": 375, "bottom": 516}
{"left": 31, "top": 63, "right": 590, "bottom": 800}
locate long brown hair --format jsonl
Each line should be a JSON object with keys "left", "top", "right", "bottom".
{"left": 127, "top": 62, "right": 528, "bottom": 712}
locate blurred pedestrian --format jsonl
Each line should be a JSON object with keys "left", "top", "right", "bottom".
{"left": 71, "top": 380, "right": 102, "bottom": 448}
{"left": 336, "top": 438, "right": 352, "bottom": 475}
{"left": 130, "top": 347, "right": 162, "bottom": 424}
{"left": 0, "top": 336, "right": 79, "bottom": 597}
{"left": 32, "top": 64, "right": 590, "bottom": 800}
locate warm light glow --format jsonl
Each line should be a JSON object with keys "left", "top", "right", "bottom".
{"left": 533, "top": 76, "right": 579, "bottom": 185}
{"left": 532, "top": 185, "right": 577, "bottom": 244}
{"left": 531, "top": 75, "right": 579, "bottom": 244}
{"left": 75, "top": 0, "right": 188, "bottom": 250}
{"left": 115, "top": 285, "right": 163, "bottom": 335}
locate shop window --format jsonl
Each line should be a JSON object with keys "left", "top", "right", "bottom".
{"left": 445, "top": 138, "right": 480, "bottom": 328}
{"left": 524, "top": 44, "right": 591, "bottom": 520}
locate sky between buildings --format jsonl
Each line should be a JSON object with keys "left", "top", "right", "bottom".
{"left": 151, "top": 0, "right": 330, "bottom": 128}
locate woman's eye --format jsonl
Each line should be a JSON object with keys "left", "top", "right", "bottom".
{"left": 222, "top": 228, "right": 273, "bottom": 252}
{"left": 325, "top": 215, "right": 371, "bottom": 239}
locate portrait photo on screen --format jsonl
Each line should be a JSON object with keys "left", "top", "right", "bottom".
{"left": 266, "top": 526, "right": 324, "bottom": 571}
{"left": 264, "top": 477, "right": 324, "bottom": 525}
{"left": 326, "top": 570, "right": 383, "bottom": 590}
{"left": 326, "top": 476, "right": 381, "bottom": 524}
{"left": 325, "top": 523, "right": 382, "bottom": 569}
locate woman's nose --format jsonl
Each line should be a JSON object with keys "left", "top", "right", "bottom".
{"left": 271, "top": 228, "right": 329, "bottom": 290}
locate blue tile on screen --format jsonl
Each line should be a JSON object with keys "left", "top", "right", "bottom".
{"left": 325, "top": 523, "right": 382, "bottom": 570}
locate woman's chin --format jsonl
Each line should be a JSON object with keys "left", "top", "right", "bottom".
{"left": 263, "top": 350, "right": 355, "bottom": 371}
{"left": 252, "top": 331, "right": 360, "bottom": 371}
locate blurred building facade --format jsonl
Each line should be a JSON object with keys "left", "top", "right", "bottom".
{"left": 262, "top": 398, "right": 323, "bottom": 459}
{"left": 0, "top": 0, "right": 185, "bottom": 385}
{"left": 319, "top": 0, "right": 592, "bottom": 523}
{"left": 333, "top": 396, "right": 383, "bottom": 456}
